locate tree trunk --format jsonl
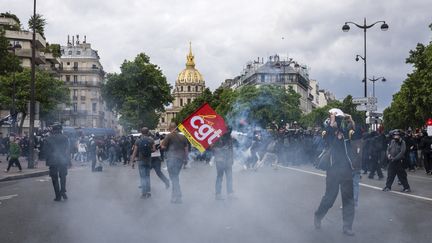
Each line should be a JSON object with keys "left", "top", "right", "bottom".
{"left": 18, "top": 112, "right": 26, "bottom": 136}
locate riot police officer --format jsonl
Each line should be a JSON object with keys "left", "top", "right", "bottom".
{"left": 45, "top": 123, "right": 70, "bottom": 201}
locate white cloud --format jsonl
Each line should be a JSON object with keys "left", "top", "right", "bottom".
{"left": 2, "top": 0, "right": 431, "bottom": 111}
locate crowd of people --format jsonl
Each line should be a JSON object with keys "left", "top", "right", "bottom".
{"left": 1, "top": 111, "right": 431, "bottom": 236}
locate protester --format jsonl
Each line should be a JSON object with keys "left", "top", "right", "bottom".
{"left": 44, "top": 123, "right": 71, "bottom": 201}
{"left": 151, "top": 132, "right": 170, "bottom": 189}
{"left": 212, "top": 127, "right": 235, "bottom": 200}
{"left": 419, "top": 131, "right": 432, "bottom": 175}
{"left": 314, "top": 108, "right": 355, "bottom": 236}
{"left": 161, "top": 122, "right": 189, "bottom": 204}
{"left": 5, "top": 135, "right": 22, "bottom": 173}
{"left": 130, "top": 127, "right": 155, "bottom": 198}
{"left": 382, "top": 130, "right": 411, "bottom": 192}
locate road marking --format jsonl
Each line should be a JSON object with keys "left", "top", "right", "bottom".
{"left": 279, "top": 166, "right": 432, "bottom": 203}
{"left": 0, "top": 194, "right": 18, "bottom": 201}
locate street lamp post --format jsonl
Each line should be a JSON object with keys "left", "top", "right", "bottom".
{"left": 368, "top": 76, "right": 386, "bottom": 98}
{"left": 7, "top": 42, "right": 22, "bottom": 134}
{"left": 28, "top": 0, "right": 37, "bottom": 168}
{"left": 342, "top": 18, "right": 388, "bottom": 98}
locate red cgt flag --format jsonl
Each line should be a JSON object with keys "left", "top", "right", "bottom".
{"left": 178, "top": 103, "right": 228, "bottom": 153}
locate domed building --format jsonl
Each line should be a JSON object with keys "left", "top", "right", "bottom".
{"left": 157, "top": 43, "right": 206, "bottom": 132}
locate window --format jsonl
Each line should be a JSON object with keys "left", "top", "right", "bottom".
{"left": 73, "top": 103, "right": 78, "bottom": 111}
{"left": 67, "top": 62, "right": 70, "bottom": 66}
{"left": 68, "top": 51, "right": 72, "bottom": 55}
{"left": 76, "top": 50, "right": 81, "bottom": 55}
{"left": 161, "top": 117, "right": 165, "bottom": 123}
{"left": 195, "top": 86, "right": 198, "bottom": 92}
{"left": 92, "top": 64, "right": 97, "bottom": 69}
{"left": 187, "top": 98, "right": 191, "bottom": 104}
{"left": 180, "top": 99, "right": 183, "bottom": 107}
{"left": 92, "top": 103, "right": 97, "bottom": 113}
{"left": 73, "top": 75, "right": 78, "bottom": 83}
{"left": 73, "top": 62, "right": 78, "bottom": 69}
{"left": 73, "top": 89, "right": 78, "bottom": 96}
{"left": 65, "top": 75, "right": 70, "bottom": 82}
{"left": 188, "top": 86, "right": 191, "bottom": 92}
{"left": 180, "top": 86, "right": 183, "bottom": 92}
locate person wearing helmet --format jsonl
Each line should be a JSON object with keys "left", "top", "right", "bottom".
{"left": 382, "top": 131, "right": 411, "bottom": 192}
{"left": 314, "top": 108, "right": 356, "bottom": 236}
{"left": 44, "top": 123, "right": 71, "bottom": 201}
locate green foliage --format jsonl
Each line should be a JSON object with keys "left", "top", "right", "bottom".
{"left": 0, "top": 68, "right": 70, "bottom": 131}
{"left": 45, "top": 43, "right": 62, "bottom": 58}
{"left": 174, "top": 85, "right": 302, "bottom": 129}
{"left": 299, "top": 95, "right": 365, "bottom": 129}
{"left": 384, "top": 23, "right": 432, "bottom": 130}
{"left": 0, "top": 29, "right": 21, "bottom": 75}
{"left": 28, "top": 14, "right": 46, "bottom": 38}
{"left": 228, "top": 85, "right": 301, "bottom": 128}
{"left": 102, "top": 53, "right": 173, "bottom": 131}
{"left": 0, "top": 12, "right": 21, "bottom": 30}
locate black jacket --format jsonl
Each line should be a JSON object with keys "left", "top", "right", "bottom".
{"left": 45, "top": 133, "right": 70, "bottom": 166}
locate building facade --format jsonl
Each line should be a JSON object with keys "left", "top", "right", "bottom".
{"left": 0, "top": 16, "right": 60, "bottom": 134}
{"left": 57, "top": 35, "right": 118, "bottom": 129}
{"left": 309, "top": 79, "right": 335, "bottom": 108}
{"left": 157, "top": 43, "right": 206, "bottom": 132}
{"left": 222, "top": 55, "right": 314, "bottom": 113}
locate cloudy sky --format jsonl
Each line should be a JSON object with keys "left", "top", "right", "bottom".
{"left": 2, "top": 0, "right": 431, "bottom": 111}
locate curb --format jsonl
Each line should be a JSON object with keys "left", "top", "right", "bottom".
{"left": 0, "top": 170, "right": 49, "bottom": 182}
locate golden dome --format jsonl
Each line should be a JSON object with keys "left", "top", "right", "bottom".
{"left": 176, "top": 42, "right": 204, "bottom": 84}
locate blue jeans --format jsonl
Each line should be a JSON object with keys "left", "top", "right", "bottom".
{"left": 409, "top": 151, "right": 417, "bottom": 169}
{"left": 215, "top": 160, "right": 233, "bottom": 195}
{"left": 166, "top": 158, "right": 183, "bottom": 199}
{"left": 138, "top": 159, "right": 151, "bottom": 194}
{"left": 352, "top": 170, "right": 360, "bottom": 207}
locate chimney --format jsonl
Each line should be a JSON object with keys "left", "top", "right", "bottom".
{"left": 72, "top": 35, "right": 75, "bottom": 46}
{"left": 76, "top": 34, "right": 80, "bottom": 44}
{"left": 67, "top": 35, "right": 70, "bottom": 45}
{"left": 84, "top": 35, "right": 87, "bottom": 43}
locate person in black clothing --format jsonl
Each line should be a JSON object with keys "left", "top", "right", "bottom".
{"left": 314, "top": 109, "right": 355, "bottom": 236}
{"left": 382, "top": 131, "right": 411, "bottom": 192}
{"left": 419, "top": 131, "right": 432, "bottom": 175}
{"left": 368, "top": 132, "right": 384, "bottom": 180}
{"left": 44, "top": 123, "right": 71, "bottom": 201}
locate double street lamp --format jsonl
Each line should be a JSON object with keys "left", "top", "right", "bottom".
{"left": 368, "top": 76, "right": 386, "bottom": 98}
{"left": 342, "top": 18, "right": 389, "bottom": 98}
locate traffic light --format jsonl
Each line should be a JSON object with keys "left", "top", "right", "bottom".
{"left": 427, "top": 118, "right": 432, "bottom": 126}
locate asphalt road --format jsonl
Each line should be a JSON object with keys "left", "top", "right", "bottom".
{"left": 1, "top": 162, "right": 431, "bottom": 243}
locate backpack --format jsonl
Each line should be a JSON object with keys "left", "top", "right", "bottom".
{"left": 138, "top": 138, "right": 152, "bottom": 158}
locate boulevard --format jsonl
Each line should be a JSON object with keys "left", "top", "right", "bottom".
{"left": 1, "top": 162, "right": 431, "bottom": 243}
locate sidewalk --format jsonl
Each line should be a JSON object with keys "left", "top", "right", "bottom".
{"left": 0, "top": 155, "right": 49, "bottom": 182}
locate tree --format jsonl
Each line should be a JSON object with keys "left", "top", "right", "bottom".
{"left": 299, "top": 95, "right": 365, "bottom": 129}
{"left": 0, "top": 12, "right": 21, "bottom": 30}
{"left": 174, "top": 85, "right": 302, "bottom": 130}
{"left": 0, "top": 29, "right": 21, "bottom": 75}
{"left": 101, "top": 53, "right": 173, "bottom": 131}
{"left": 45, "top": 43, "right": 62, "bottom": 58}
{"left": 28, "top": 14, "right": 46, "bottom": 38}
{"left": 0, "top": 69, "right": 70, "bottom": 133}
{"left": 384, "top": 23, "right": 432, "bottom": 130}
{"left": 228, "top": 85, "right": 301, "bottom": 129}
